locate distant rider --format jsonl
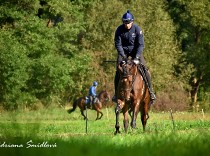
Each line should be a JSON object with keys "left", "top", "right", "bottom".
{"left": 89, "top": 81, "right": 98, "bottom": 108}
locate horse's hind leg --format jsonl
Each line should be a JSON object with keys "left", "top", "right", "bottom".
{"left": 141, "top": 111, "right": 149, "bottom": 132}
{"left": 95, "top": 111, "right": 101, "bottom": 120}
{"left": 141, "top": 113, "right": 146, "bottom": 132}
{"left": 98, "top": 111, "right": 103, "bottom": 120}
{"left": 81, "top": 110, "right": 87, "bottom": 120}
{"left": 146, "top": 113, "right": 149, "bottom": 120}
{"left": 95, "top": 106, "right": 103, "bottom": 120}
{"left": 95, "top": 111, "right": 103, "bottom": 120}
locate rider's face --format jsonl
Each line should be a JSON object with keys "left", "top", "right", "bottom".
{"left": 124, "top": 22, "right": 133, "bottom": 29}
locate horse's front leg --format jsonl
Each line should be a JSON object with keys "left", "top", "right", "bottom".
{"left": 123, "top": 105, "right": 129, "bottom": 133}
{"left": 131, "top": 100, "right": 140, "bottom": 129}
{"left": 114, "top": 104, "right": 121, "bottom": 135}
{"left": 95, "top": 109, "right": 103, "bottom": 120}
{"left": 114, "top": 100, "right": 125, "bottom": 135}
{"left": 140, "top": 102, "right": 149, "bottom": 132}
{"left": 81, "top": 110, "right": 87, "bottom": 120}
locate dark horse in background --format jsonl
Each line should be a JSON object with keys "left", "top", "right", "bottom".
{"left": 68, "top": 90, "right": 111, "bottom": 120}
{"left": 114, "top": 59, "right": 151, "bottom": 134}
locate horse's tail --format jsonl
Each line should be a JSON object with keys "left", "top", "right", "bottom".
{"left": 68, "top": 99, "right": 78, "bottom": 113}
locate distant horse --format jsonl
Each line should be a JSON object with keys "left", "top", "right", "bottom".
{"left": 114, "top": 59, "right": 151, "bottom": 134}
{"left": 68, "top": 90, "right": 111, "bottom": 120}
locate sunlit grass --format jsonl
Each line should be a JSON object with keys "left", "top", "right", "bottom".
{"left": 0, "top": 107, "right": 210, "bottom": 156}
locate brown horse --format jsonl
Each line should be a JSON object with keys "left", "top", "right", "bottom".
{"left": 68, "top": 90, "right": 111, "bottom": 120}
{"left": 114, "top": 59, "right": 151, "bottom": 134}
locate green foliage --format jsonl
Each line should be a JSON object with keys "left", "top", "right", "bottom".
{"left": 0, "top": 0, "right": 91, "bottom": 109}
{"left": 0, "top": 31, "right": 30, "bottom": 109}
{"left": 0, "top": 0, "right": 209, "bottom": 110}
{"left": 80, "top": 0, "right": 129, "bottom": 94}
{"left": 167, "top": 0, "right": 210, "bottom": 90}
{"left": 135, "top": 0, "right": 182, "bottom": 91}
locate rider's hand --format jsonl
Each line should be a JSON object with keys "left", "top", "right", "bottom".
{"left": 133, "top": 57, "right": 140, "bottom": 65}
{"left": 120, "top": 60, "right": 126, "bottom": 66}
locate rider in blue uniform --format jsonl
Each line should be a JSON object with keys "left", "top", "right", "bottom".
{"left": 89, "top": 81, "right": 98, "bottom": 108}
{"left": 112, "top": 10, "right": 156, "bottom": 103}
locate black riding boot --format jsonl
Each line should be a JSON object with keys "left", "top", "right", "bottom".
{"left": 143, "top": 67, "right": 156, "bottom": 101}
{"left": 92, "top": 97, "right": 95, "bottom": 109}
{"left": 89, "top": 96, "right": 92, "bottom": 109}
{"left": 112, "top": 70, "right": 120, "bottom": 102}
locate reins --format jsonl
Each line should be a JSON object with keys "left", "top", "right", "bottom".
{"left": 131, "top": 64, "right": 138, "bottom": 89}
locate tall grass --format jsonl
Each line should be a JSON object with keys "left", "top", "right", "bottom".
{"left": 0, "top": 107, "right": 210, "bottom": 156}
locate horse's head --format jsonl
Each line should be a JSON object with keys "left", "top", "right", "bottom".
{"left": 98, "top": 90, "right": 111, "bottom": 102}
{"left": 103, "top": 90, "right": 111, "bottom": 102}
{"left": 117, "top": 60, "right": 138, "bottom": 101}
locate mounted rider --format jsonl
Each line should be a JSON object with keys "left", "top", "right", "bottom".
{"left": 112, "top": 10, "right": 156, "bottom": 103}
{"left": 89, "top": 81, "right": 98, "bottom": 108}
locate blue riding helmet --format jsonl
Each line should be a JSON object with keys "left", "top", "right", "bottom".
{"left": 93, "top": 81, "right": 98, "bottom": 86}
{"left": 122, "top": 10, "right": 134, "bottom": 24}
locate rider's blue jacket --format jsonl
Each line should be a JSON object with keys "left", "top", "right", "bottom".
{"left": 114, "top": 24, "right": 144, "bottom": 58}
{"left": 89, "top": 86, "right": 97, "bottom": 97}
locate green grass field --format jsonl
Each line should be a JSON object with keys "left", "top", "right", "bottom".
{"left": 0, "top": 107, "right": 210, "bottom": 156}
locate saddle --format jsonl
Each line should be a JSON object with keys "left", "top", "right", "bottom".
{"left": 85, "top": 96, "right": 98, "bottom": 105}
{"left": 85, "top": 96, "right": 90, "bottom": 105}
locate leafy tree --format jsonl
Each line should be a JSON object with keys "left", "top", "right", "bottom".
{"left": 0, "top": 31, "right": 30, "bottom": 109}
{"left": 0, "top": 0, "right": 92, "bottom": 109}
{"left": 167, "top": 0, "right": 210, "bottom": 108}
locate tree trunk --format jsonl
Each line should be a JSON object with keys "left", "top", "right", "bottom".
{"left": 190, "top": 77, "right": 200, "bottom": 103}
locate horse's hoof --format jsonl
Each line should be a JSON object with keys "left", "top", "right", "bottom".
{"left": 131, "top": 125, "right": 136, "bottom": 129}
{"left": 131, "top": 122, "right": 137, "bottom": 129}
{"left": 114, "top": 130, "right": 121, "bottom": 135}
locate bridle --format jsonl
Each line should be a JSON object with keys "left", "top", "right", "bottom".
{"left": 119, "top": 61, "right": 138, "bottom": 96}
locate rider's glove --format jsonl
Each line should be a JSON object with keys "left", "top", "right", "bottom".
{"left": 133, "top": 57, "right": 140, "bottom": 65}
{"left": 120, "top": 60, "right": 126, "bottom": 66}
